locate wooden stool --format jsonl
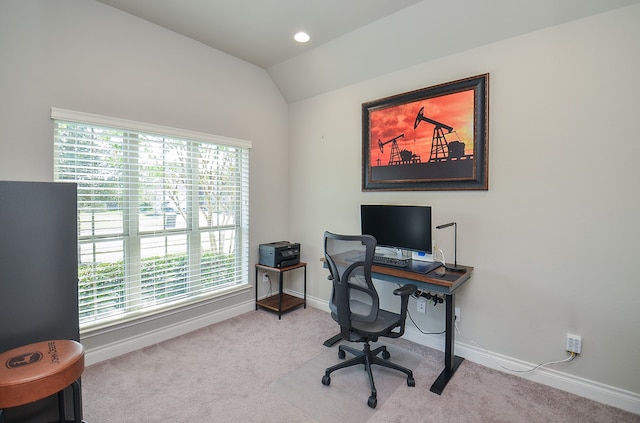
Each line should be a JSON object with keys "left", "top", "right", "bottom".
{"left": 0, "top": 340, "right": 85, "bottom": 423}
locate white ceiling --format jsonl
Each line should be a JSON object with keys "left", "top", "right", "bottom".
{"left": 96, "top": 0, "right": 422, "bottom": 68}
{"left": 96, "top": 0, "right": 640, "bottom": 102}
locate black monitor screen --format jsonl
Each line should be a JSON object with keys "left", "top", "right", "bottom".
{"left": 360, "top": 205, "right": 432, "bottom": 253}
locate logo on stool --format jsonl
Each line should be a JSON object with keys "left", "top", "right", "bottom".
{"left": 6, "top": 351, "right": 43, "bottom": 369}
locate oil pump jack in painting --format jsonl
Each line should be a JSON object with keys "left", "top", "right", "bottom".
{"left": 377, "top": 107, "right": 466, "bottom": 168}
{"left": 377, "top": 133, "right": 423, "bottom": 166}
{"left": 413, "top": 106, "right": 466, "bottom": 162}
{"left": 363, "top": 73, "right": 488, "bottom": 190}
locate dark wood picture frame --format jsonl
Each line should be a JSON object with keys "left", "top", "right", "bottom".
{"left": 362, "top": 74, "right": 489, "bottom": 191}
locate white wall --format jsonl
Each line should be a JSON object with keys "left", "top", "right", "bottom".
{"left": 0, "top": 1, "right": 289, "bottom": 349}
{"left": 2, "top": 0, "right": 639, "bottom": 413}
{"left": 289, "top": 3, "right": 640, "bottom": 405}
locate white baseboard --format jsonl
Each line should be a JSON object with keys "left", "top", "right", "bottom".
{"left": 304, "top": 293, "right": 331, "bottom": 311}
{"left": 83, "top": 300, "right": 255, "bottom": 366}
{"left": 84, "top": 290, "right": 314, "bottom": 366}
{"left": 403, "top": 326, "right": 640, "bottom": 415}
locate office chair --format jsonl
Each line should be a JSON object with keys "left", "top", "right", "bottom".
{"left": 321, "top": 231, "right": 417, "bottom": 408}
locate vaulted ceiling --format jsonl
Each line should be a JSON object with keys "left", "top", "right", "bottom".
{"left": 96, "top": 0, "right": 640, "bottom": 102}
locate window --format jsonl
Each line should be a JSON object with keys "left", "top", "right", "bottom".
{"left": 52, "top": 108, "right": 250, "bottom": 330}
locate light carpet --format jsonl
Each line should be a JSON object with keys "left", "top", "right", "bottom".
{"left": 270, "top": 342, "right": 422, "bottom": 423}
{"left": 81, "top": 308, "right": 640, "bottom": 422}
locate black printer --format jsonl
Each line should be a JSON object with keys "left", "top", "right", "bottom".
{"left": 259, "top": 241, "right": 300, "bottom": 268}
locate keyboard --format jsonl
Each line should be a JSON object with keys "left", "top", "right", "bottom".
{"left": 373, "top": 254, "right": 410, "bottom": 268}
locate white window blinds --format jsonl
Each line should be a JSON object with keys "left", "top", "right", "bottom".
{"left": 52, "top": 108, "right": 250, "bottom": 329}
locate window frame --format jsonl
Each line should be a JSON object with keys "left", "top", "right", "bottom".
{"left": 52, "top": 108, "right": 252, "bottom": 332}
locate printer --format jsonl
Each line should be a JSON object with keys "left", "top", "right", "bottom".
{"left": 259, "top": 241, "right": 300, "bottom": 268}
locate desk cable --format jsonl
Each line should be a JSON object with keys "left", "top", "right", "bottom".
{"left": 406, "top": 284, "right": 577, "bottom": 372}
{"left": 406, "top": 291, "right": 445, "bottom": 336}
{"left": 407, "top": 309, "right": 445, "bottom": 335}
{"left": 433, "top": 246, "right": 446, "bottom": 267}
{"left": 454, "top": 322, "right": 577, "bottom": 373}
{"left": 261, "top": 272, "right": 273, "bottom": 298}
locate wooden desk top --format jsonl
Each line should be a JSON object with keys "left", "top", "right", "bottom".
{"left": 321, "top": 253, "right": 472, "bottom": 294}
{"left": 256, "top": 261, "right": 307, "bottom": 272}
{"left": 371, "top": 262, "right": 473, "bottom": 292}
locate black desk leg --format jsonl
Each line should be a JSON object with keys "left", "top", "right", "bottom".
{"left": 430, "top": 293, "right": 464, "bottom": 395}
{"left": 255, "top": 267, "right": 259, "bottom": 310}
{"left": 278, "top": 272, "right": 283, "bottom": 320}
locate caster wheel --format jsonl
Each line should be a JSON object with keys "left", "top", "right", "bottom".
{"left": 382, "top": 350, "right": 391, "bottom": 359}
{"left": 407, "top": 376, "right": 415, "bottom": 387}
{"left": 322, "top": 375, "right": 331, "bottom": 386}
{"left": 368, "top": 395, "right": 377, "bottom": 408}
{"left": 338, "top": 349, "right": 346, "bottom": 359}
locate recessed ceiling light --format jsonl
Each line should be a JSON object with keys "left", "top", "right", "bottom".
{"left": 294, "top": 32, "right": 310, "bottom": 43}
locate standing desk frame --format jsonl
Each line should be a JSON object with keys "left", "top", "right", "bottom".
{"left": 323, "top": 258, "right": 473, "bottom": 395}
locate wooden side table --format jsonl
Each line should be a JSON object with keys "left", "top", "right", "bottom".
{"left": 255, "top": 262, "right": 307, "bottom": 319}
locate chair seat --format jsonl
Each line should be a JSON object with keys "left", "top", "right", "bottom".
{"left": 0, "top": 340, "right": 84, "bottom": 409}
{"left": 323, "top": 232, "right": 417, "bottom": 408}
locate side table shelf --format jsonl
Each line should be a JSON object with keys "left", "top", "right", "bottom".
{"left": 255, "top": 262, "right": 307, "bottom": 319}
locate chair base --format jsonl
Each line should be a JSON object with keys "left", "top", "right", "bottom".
{"left": 321, "top": 341, "right": 415, "bottom": 408}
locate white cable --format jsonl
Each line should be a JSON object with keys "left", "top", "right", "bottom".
{"left": 434, "top": 246, "right": 445, "bottom": 265}
{"left": 454, "top": 322, "right": 576, "bottom": 373}
{"left": 264, "top": 274, "right": 273, "bottom": 298}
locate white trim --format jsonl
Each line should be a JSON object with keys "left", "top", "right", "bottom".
{"left": 50, "top": 107, "right": 252, "bottom": 149}
{"left": 308, "top": 301, "right": 640, "bottom": 415}
{"left": 404, "top": 326, "right": 640, "bottom": 415}
{"left": 80, "top": 283, "right": 253, "bottom": 338}
{"left": 83, "top": 299, "right": 255, "bottom": 366}
{"left": 80, "top": 284, "right": 251, "bottom": 334}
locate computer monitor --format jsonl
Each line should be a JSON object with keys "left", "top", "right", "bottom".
{"left": 360, "top": 205, "right": 432, "bottom": 254}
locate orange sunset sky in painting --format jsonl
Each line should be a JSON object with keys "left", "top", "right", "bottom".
{"left": 369, "top": 89, "right": 474, "bottom": 166}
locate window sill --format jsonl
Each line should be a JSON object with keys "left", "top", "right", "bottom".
{"left": 80, "top": 283, "right": 252, "bottom": 337}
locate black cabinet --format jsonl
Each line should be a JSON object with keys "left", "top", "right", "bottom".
{"left": 0, "top": 181, "right": 80, "bottom": 422}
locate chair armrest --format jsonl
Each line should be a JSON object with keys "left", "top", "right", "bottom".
{"left": 393, "top": 284, "right": 416, "bottom": 297}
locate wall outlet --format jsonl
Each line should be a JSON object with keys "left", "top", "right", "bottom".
{"left": 262, "top": 273, "right": 270, "bottom": 283}
{"left": 417, "top": 298, "right": 427, "bottom": 313}
{"left": 455, "top": 307, "right": 461, "bottom": 323}
{"left": 566, "top": 334, "right": 582, "bottom": 354}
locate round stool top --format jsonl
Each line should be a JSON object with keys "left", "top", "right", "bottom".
{"left": 0, "top": 340, "right": 84, "bottom": 409}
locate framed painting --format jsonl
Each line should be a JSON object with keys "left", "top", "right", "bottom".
{"left": 362, "top": 74, "right": 489, "bottom": 191}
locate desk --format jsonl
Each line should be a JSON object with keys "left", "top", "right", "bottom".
{"left": 322, "top": 258, "right": 473, "bottom": 395}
